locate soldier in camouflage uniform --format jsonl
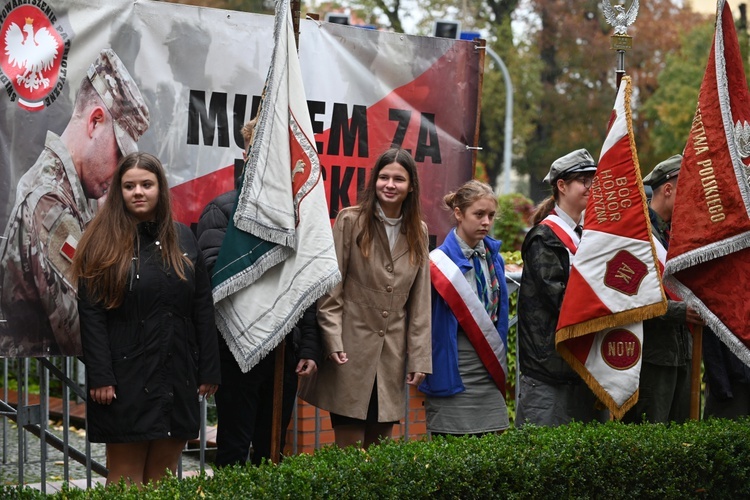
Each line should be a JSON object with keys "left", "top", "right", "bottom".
{"left": 0, "top": 49, "right": 149, "bottom": 357}
{"left": 516, "top": 149, "right": 608, "bottom": 427}
{"left": 622, "top": 154, "right": 703, "bottom": 424}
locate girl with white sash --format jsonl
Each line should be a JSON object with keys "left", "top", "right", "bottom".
{"left": 420, "top": 181, "right": 510, "bottom": 435}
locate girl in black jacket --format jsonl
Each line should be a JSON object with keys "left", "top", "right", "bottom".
{"left": 197, "top": 187, "right": 322, "bottom": 466}
{"left": 196, "top": 117, "right": 321, "bottom": 465}
{"left": 72, "top": 153, "right": 220, "bottom": 486}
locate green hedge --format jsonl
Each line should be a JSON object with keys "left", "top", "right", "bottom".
{"left": 4, "top": 419, "right": 750, "bottom": 499}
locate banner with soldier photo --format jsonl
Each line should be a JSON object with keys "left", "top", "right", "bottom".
{"left": 0, "top": 0, "right": 482, "bottom": 357}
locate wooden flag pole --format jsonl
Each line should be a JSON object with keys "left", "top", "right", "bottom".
{"left": 689, "top": 325, "right": 703, "bottom": 420}
{"left": 269, "top": 339, "right": 285, "bottom": 463}
{"left": 269, "top": 0, "right": 302, "bottom": 466}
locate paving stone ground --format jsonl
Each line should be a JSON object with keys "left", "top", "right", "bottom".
{"left": 1, "top": 420, "right": 211, "bottom": 492}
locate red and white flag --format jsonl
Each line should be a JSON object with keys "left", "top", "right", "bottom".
{"left": 664, "top": 0, "right": 750, "bottom": 367}
{"left": 555, "top": 76, "right": 667, "bottom": 419}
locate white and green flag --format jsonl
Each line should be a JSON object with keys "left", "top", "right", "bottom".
{"left": 212, "top": 0, "right": 340, "bottom": 372}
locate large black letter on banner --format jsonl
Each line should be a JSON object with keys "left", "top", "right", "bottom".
{"left": 415, "top": 112, "right": 441, "bottom": 163}
{"left": 328, "top": 165, "right": 356, "bottom": 218}
{"left": 308, "top": 100, "right": 326, "bottom": 154}
{"left": 388, "top": 109, "right": 411, "bottom": 148}
{"left": 188, "top": 90, "right": 230, "bottom": 147}
{"left": 232, "top": 94, "right": 248, "bottom": 149}
{"left": 327, "top": 103, "right": 368, "bottom": 157}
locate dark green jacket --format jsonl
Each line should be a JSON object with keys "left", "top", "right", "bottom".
{"left": 644, "top": 207, "right": 691, "bottom": 366}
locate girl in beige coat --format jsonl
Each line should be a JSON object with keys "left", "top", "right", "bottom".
{"left": 300, "top": 148, "right": 431, "bottom": 449}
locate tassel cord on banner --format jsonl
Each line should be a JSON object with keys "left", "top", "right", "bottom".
{"left": 555, "top": 302, "right": 667, "bottom": 343}
{"left": 556, "top": 344, "right": 639, "bottom": 420}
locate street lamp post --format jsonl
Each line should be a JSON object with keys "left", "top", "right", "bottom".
{"left": 485, "top": 46, "right": 514, "bottom": 194}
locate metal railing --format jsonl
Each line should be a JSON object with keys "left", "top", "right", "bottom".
{"left": 1, "top": 358, "right": 107, "bottom": 492}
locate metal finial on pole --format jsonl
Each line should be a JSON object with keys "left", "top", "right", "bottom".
{"left": 603, "top": 0, "right": 639, "bottom": 89}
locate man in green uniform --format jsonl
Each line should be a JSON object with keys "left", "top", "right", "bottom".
{"left": 0, "top": 49, "right": 150, "bottom": 356}
{"left": 623, "top": 154, "right": 703, "bottom": 423}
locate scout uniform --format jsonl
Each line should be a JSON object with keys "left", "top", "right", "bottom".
{"left": 516, "top": 148, "right": 608, "bottom": 427}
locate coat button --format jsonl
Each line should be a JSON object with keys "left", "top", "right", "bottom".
{"left": 386, "top": 286, "right": 393, "bottom": 292}
{"left": 382, "top": 311, "right": 389, "bottom": 318}
{"left": 386, "top": 265, "right": 393, "bottom": 272}
{"left": 378, "top": 330, "right": 384, "bottom": 337}
{"left": 167, "top": 312, "right": 173, "bottom": 317}
{"left": 168, "top": 392, "right": 173, "bottom": 397}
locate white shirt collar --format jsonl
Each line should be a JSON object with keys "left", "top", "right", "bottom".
{"left": 554, "top": 203, "right": 583, "bottom": 231}
{"left": 454, "top": 229, "right": 486, "bottom": 259}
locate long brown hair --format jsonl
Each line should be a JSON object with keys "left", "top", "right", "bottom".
{"left": 72, "top": 153, "right": 191, "bottom": 309}
{"left": 356, "top": 147, "right": 428, "bottom": 265}
{"left": 530, "top": 194, "right": 558, "bottom": 226}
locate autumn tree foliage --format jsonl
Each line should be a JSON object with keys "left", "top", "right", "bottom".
{"left": 457, "top": 0, "right": 709, "bottom": 198}
{"left": 642, "top": 19, "right": 714, "bottom": 162}
{"left": 510, "top": 0, "right": 708, "bottom": 200}
{"left": 645, "top": 6, "right": 750, "bottom": 162}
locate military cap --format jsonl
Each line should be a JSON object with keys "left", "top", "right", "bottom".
{"left": 87, "top": 48, "right": 150, "bottom": 155}
{"left": 543, "top": 148, "right": 598, "bottom": 183}
{"left": 643, "top": 154, "right": 682, "bottom": 189}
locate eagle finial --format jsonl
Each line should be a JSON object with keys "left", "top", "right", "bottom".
{"left": 602, "top": 0, "right": 639, "bottom": 36}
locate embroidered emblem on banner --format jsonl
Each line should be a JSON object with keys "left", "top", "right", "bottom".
{"left": 0, "top": 3, "right": 70, "bottom": 111}
{"left": 289, "top": 114, "right": 316, "bottom": 227}
{"left": 604, "top": 249, "right": 647, "bottom": 296}
{"left": 600, "top": 328, "right": 641, "bottom": 370}
{"left": 734, "top": 120, "right": 750, "bottom": 159}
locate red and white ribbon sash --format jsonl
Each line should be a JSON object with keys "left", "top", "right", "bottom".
{"left": 430, "top": 249, "right": 507, "bottom": 395}
{"left": 539, "top": 214, "right": 580, "bottom": 258}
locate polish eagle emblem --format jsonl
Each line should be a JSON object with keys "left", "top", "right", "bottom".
{"left": 734, "top": 120, "right": 750, "bottom": 160}
{"left": 4, "top": 17, "right": 59, "bottom": 90}
{"left": 602, "top": 0, "right": 639, "bottom": 36}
